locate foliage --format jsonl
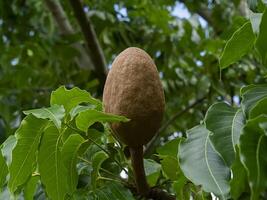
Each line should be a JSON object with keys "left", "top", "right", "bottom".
{"left": 1, "top": 0, "right": 267, "bottom": 199}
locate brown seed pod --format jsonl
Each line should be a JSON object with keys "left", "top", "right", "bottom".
{"left": 103, "top": 47, "right": 165, "bottom": 147}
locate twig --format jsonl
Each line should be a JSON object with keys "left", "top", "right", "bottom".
{"left": 69, "top": 0, "right": 107, "bottom": 90}
{"left": 144, "top": 95, "right": 207, "bottom": 157}
{"left": 64, "top": 123, "right": 130, "bottom": 178}
{"left": 44, "top": 0, "right": 94, "bottom": 70}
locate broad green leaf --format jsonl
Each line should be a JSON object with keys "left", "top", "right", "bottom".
{"left": 157, "top": 138, "right": 181, "bottom": 157}
{"left": 24, "top": 175, "right": 39, "bottom": 200}
{"left": 0, "top": 145, "right": 8, "bottom": 189}
{"left": 24, "top": 105, "right": 65, "bottom": 129}
{"left": 256, "top": 9, "right": 267, "bottom": 64}
{"left": 179, "top": 125, "right": 230, "bottom": 199}
{"left": 205, "top": 103, "right": 245, "bottom": 166}
{"left": 250, "top": 97, "right": 267, "bottom": 118}
{"left": 240, "top": 115, "right": 267, "bottom": 200}
{"left": 91, "top": 151, "right": 108, "bottom": 190}
{"left": 9, "top": 115, "right": 48, "bottom": 193}
{"left": 157, "top": 138, "right": 182, "bottom": 181}
{"left": 230, "top": 147, "right": 249, "bottom": 200}
{"left": 76, "top": 109, "right": 129, "bottom": 132}
{"left": 219, "top": 22, "right": 256, "bottom": 69}
{"left": 50, "top": 86, "right": 102, "bottom": 113}
{"left": 94, "top": 182, "right": 135, "bottom": 200}
{"left": 38, "top": 124, "right": 68, "bottom": 200}
{"left": 1, "top": 135, "right": 16, "bottom": 166}
{"left": 172, "top": 176, "right": 188, "bottom": 200}
{"left": 144, "top": 159, "right": 161, "bottom": 186}
{"left": 61, "top": 134, "right": 85, "bottom": 194}
{"left": 241, "top": 84, "right": 267, "bottom": 116}
{"left": 160, "top": 156, "right": 180, "bottom": 181}
{"left": 69, "top": 105, "right": 94, "bottom": 120}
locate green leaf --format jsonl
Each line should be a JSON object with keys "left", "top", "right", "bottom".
{"left": 0, "top": 145, "right": 8, "bottom": 189}
{"left": 91, "top": 151, "right": 108, "bottom": 190}
{"left": 50, "top": 86, "right": 102, "bottom": 113}
{"left": 94, "top": 182, "right": 135, "bottom": 200}
{"left": 24, "top": 105, "right": 65, "bottom": 129}
{"left": 230, "top": 147, "right": 249, "bottom": 200}
{"left": 250, "top": 97, "right": 267, "bottom": 118}
{"left": 219, "top": 22, "right": 256, "bottom": 69}
{"left": 61, "top": 134, "right": 85, "bottom": 194}
{"left": 38, "top": 124, "right": 68, "bottom": 200}
{"left": 1, "top": 135, "right": 17, "bottom": 166}
{"left": 69, "top": 105, "right": 94, "bottom": 120}
{"left": 144, "top": 159, "right": 161, "bottom": 186}
{"left": 8, "top": 115, "right": 48, "bottom": 193}
{"left": 256, "top": 8, "right": 267, "bottom": 64}
{"left": 172, "top": 176, "right": 188, "bottom": 200}
{"left": 76, "top": 110, "right": 129, "bottom": 132}
{"left": 157, "top": 138, "right": 182, "bottom": 181}
{"left": 241, "top": 84, "right": 267, "bottom": 116}
{"left": 205, "top": 103, "right": 245, "bottom": 166}
{"left": 24, "top": 175, "right": 39, "bottom": 200}
{"left": 179, "top": 125, "right": 230, "bottom": 199}
{"left": 160, "top": 156, "right": 180, "bottom": 181}
{"left": 240, "top": 115, "right": 267, "bottom": 200}
{"left": 157, "top": 138, "right": 181, "bottom": 157}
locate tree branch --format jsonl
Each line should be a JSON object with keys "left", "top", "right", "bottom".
{"left": 44, "top": 0, "right": 94, "bottom": 72}
{"left": 69, "top": 0, "right": 107, "bottom": 90}
{"left": 144, "top": 95, "right": 207, "bottom": 157}
{"left": 44, "top": 0, "right": 73, "bottom": 34}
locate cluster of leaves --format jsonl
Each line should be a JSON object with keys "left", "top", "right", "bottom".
{"left": 177, "top": 6, "right": 267, "bottom": 200}
{"left": 0, "top": 86, "right": 136, "bottom": 199}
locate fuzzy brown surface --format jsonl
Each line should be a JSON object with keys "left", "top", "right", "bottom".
{"left": 103, "top": 47, "right": 165, "bottom": 147}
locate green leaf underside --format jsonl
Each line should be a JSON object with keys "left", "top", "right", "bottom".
{"left": 240, "top": 115, "right": 267, "bottom": 200}
{"left": 38, "top": 124, "right": 68, "bottom": 200}
{"left": 179, "top": 125, "right": 230, "bottom": 199}
{"left": 256, "top": 9, "right": 267, "bottom": 64}
{"left": 1, "top": 135, "right": 17, "bottom": 167}
{"left": 24, "top": 104, "right": 65, "bottom": 129}
{"left": 61, "top": 134, "right": 85, "bottom": 194}
{"left": 250, "top": 97, "right": 267, "bottom": 119}
{"left": 219, "top": 21, "right": 255, "bottom": 69}
{"left": 230, "top": 147, "right": 248, "bottom": 200}
{"left": 50, "top": 86, "right": 102, "bottom": 113}
{"left": 250, "top": 12, "right": 262, "bottom": 33}
{"left": 0, "top": 145, "right": 8, "bottom": 188}
{"left": 8, "top": 115, "right": 48, "bottom": 193}
{"left": 241, "top": 84, "right": 267, "bottom": 116}
{"left": 205, "top": 102, "right": 245, "bottom": 166}
{"left": 76, "top": 109, "right": 129, "bottom": 132}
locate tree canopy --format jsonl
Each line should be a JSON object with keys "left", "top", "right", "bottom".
{"left": 0, "top": 0, "right": 267, "bottom": 199}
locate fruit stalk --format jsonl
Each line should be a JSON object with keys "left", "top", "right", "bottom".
{"left": 129, "top": 146, "right": 149, "bottom": 196}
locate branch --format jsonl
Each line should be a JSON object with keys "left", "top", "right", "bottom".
{"left": 69, "top": 0, "right": 107, "bottom": 90}
{"left": 144, "top": 95, "right": 207, "bottom": 157}
{"left": 44, "top": 0, "right": 73, "bottom": 34}
{"left": 44, "top": 0, "right": 94, "bottom": 71}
